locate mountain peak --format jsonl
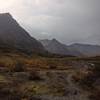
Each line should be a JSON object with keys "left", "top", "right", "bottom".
{"left": 0, "top": 13, "right": 45, "bottom": 54}
{"left": 51, "top": 38, "right": 61, "bottom": 44}
{"left": 40, "top": 38, "right": 74, "bottom": 56}
{"left": 52, "top": 38, "right": 57, "bottom": 41}
{"left": 0, "top": 13, "right": 12, "bottom": 17}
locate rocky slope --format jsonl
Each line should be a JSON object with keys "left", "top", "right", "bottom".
{"left": 0, "top": 13, "right": 45, "bottom": 54}
{"left": 40, "top": 39, "right": 82, "bottom": 56}
{"left": 40, "top": 39, "right": 100, "bottom": 57}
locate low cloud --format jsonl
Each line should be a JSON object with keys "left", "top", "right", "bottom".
{"left": 0, "top": 0, "right": 100, "bottom": 44}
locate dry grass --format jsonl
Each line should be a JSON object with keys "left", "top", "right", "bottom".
{"left": 0, "top": 52, "right": 100, "bottom": 100}
{"left": 0, "top": 52, "right": 75, "bottom": 71}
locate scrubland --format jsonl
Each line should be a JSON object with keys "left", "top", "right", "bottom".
{"left": 0, "top": 52, "right": 100, "bottom": 100}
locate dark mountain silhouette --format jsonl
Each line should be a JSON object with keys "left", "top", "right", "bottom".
{"left": 0, "top": 13, "right": 45, "bottom": 54}
{"left": 40, "top": 39, "right": 82, "bottom": 56}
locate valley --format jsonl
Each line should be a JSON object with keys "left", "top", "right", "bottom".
{"left": 0, "top": 52, "right": 100, "bottom": 100}
{"left": 0, "top": 13, "right": 99, "bottom": 100}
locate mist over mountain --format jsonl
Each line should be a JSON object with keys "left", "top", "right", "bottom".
{"left": 69, "top": 43, "right": 100, "bottom": 56}
{"left": 0, "top": 1, "right": 100, "bottom": 100}
{"left": 40, "top": 39, "right": 71, "bottom": 56}
{"left": 40, "top": 39, "right": 100, "bottom": 57}
{"left": 0, "top": 12, "right": 100, "bottom": 57}
{"left": 0, "top": 13, "right": 45, "bottom": 54}
{"left": 40, "top": 39, "right": 82, "bottom": 56}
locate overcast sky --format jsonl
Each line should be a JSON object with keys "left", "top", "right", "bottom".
{"left": 0, "top": 0, "right": 100, "bottom": 45}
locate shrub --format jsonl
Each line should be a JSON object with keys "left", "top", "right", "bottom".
{"left": 29, "top": 71, "right": 42, "bottom": 81}
{"left": 12, "top": 62, "right": 25, "bottom": 72}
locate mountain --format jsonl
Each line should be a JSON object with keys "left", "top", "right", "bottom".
{"left": 40, "top": 39, "right": 82, "bottom": 56}
{"left": 40, "top": 39, "right": 71, "bottom": 55}
{"left": 0, "top": 13, "right": 45, "bottom": 54}
{"left": 69, "top": 43, "right": 100, "bottom": 56}
{"left": 40, "top": 39, "right": 100, "bottom": 57}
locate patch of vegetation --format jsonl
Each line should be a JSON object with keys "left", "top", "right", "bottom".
{"left": 0, "top": 52, "right": 100, "bottom": 100}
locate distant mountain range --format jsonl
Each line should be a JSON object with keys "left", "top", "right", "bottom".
{"left": 0, "top": 13, "right": 45, "bottom": 54}
{"left": 40, "top": 39, "right": 83, "bottom": 56}
{"left": 69, "top": 43, "right": 100, "bottom": 56}
{"left": 40, "top": 39, "right": 73, "bottom": 56}
{"left": 40, "top": 39, "right": 100, "bottom": 57}
{"left": 0, "top": 13, "right": 100, "bottom": 57}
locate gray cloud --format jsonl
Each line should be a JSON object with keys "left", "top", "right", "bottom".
{"left": 0, "top": 0, "right": 100, "bottom": 45}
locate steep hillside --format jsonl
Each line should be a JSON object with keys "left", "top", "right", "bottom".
{"left": 0, "top": 13, "right": 45, "bottom": 54}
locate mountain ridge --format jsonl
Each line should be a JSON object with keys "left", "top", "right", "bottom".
{"left": 69, "top": 43, "right": 100, "bottom": 56}
{"left": 0, "top": 13, "right": 100, "bottom": 57}
{"left": 40, "top": 39, "right": 82, "bottom": 56}
{"left": 0, "top": 13, "right": 45, "bottom": 54}
{"left": 40, "top": 39, "right": 100, "bottom": 57}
